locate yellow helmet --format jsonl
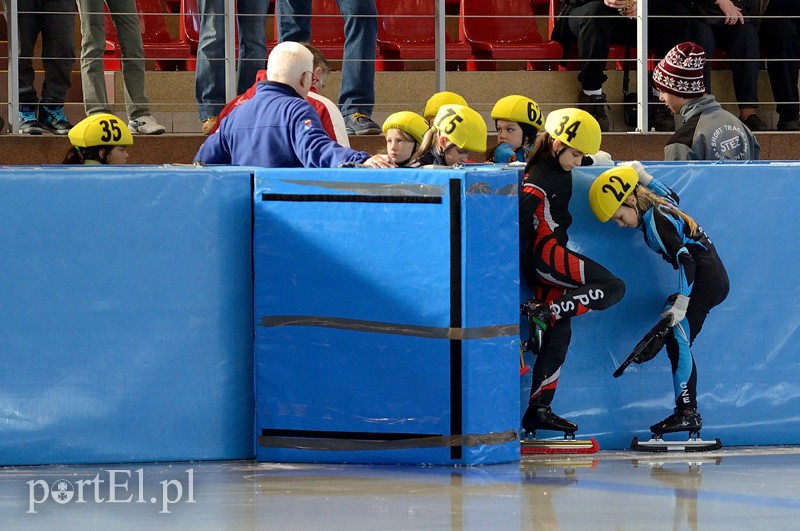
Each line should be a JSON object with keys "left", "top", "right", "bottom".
{"left": 423, "top": 91, "right": 468, "bottom": 121}
{"left": 544, "top": 107, "right": 601, "bottom": 155}
{"left": 433, "top": 104, "right": 487, "bottom": 153}
{"left": 589, "top": 166, "right": 639, "bottom": 222}
{"left": 491, "top": 95, "right": 544, "bottom": 131}
{"left": 68, "top": 113, "right": 134, "bottom": 149}
{"left": 382, "top": 111, "right": 429, "bottom": 144}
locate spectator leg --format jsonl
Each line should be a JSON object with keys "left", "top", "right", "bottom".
{"left": 196, "top": 0, "right": 226, "bottom": 121}
{"left": 276, "top": 0, "right": 312, "bottom": 42}
{"left": 77, "top": 0, "right": 112, "bottom": 114}
{"left": 107, "top": 0, "right": 151, "bottom": 120}
{"left": 39, "top": 0, "right": 75, "bottom": 106}
{"left": 761, "top": 15, "right": 800, "bottom": 119}
{"left": 336, "top": 0, "right": 377, "bottom": 117}
{"left": 236, "top": 0, "right": 268, "bottom": 95}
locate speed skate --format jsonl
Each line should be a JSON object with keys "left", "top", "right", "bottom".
{"left": 521, "top": 432, "right": 600, "bottom": 455}
{"left": 631, "top": 432, "right": 722, "bottom": 453}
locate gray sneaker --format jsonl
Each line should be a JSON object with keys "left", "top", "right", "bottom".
{"left": 343, "top": 112, "right": 381, "bottom": 135}
{"left": 128, "top": 114, "right": 166, "bottom": 135}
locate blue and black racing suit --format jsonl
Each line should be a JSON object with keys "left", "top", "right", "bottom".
{"left": 641, "top": 180, "right": 730, "bottom": 411}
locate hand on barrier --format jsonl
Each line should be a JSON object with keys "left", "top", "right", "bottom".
{"left": 661, "top": 293, "right": 690, "bottom": 327}
{"left": 617, "top": 160, "right": 653, "bottom": 186}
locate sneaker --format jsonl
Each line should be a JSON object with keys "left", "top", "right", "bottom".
{"left": 522, "top": 404, "right": 578, "bottom": 435}
{"left": 520, "top": 299, "right": 553, "bottom": 354}
{"left": 343, "top": 112, "right": 381, "bottom": 135}
{"left": 742, "top": 113, "right": 768, "bottom": 132}
{"left": 650, "top": 105, "right": 675, "bottom": 132}
{"left": 38, "top": 105, "right": 73, "bottom": 135}
{"left": 578, "top": 91, "right": 610, "bottom": 132}
{"left": 19, "top": 105, "right": 44, "bottom": 135}
{"left": 128, "top": 114, "right": 166, "bottom": 135}
{"left": 777, "top": 114, "right": 800, "bottom": 132}
{"left": 201, "top": 116, "right": 218, "bottom": 135}
{"left": 650, "top": 408, "right": 702, "bottom": 435}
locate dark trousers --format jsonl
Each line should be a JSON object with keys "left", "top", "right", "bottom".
{"left": 565, "top": 0, "right": 692, "bottom": 91}
{"left": 760, "top": 7, "right": 800, "bottom": 119}
{"left": 5, "top": 0, "right": 75, "bottom": 105}
{"left": 691, "top": 20, "right": 761, "bottom": 109}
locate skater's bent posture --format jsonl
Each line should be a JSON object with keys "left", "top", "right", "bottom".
{"left": 519, "top": 107, "right": 625, "bottom": 436}
{"left": 589, "top": 164, "right": 729, "bottom": 435}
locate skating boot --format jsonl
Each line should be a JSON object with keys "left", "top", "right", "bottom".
{"left": 521, "top": 405, "right": 599, "bottom": 455}
{"left": 650, "top": 408, "right": 703, "bottom": 435}
{"left": 520, "top": 299, "right": 553, "bottom": 354}
{"left": 523, "top": 404, "right": 578, "bottom": 435}
{"left": 631, "top": 408, "right": 722, "bottom": 452}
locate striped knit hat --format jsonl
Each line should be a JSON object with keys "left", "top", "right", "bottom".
{"left": 652, "top": 42, "right": 706, "bottom": 97}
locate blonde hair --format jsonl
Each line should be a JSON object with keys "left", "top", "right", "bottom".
{"left": 633, "top": 185, "right": 700, "bottom": 237}
{"left": 410, "top": 127, "right": 443, "bottom": 162}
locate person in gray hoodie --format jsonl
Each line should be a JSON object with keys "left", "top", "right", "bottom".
{"left": 652, "top": 42, "right": 760, "bottom": 161}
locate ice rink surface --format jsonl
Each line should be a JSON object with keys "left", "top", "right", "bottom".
{"left": 2, "top": 445, "right": 799, "bottom": 530}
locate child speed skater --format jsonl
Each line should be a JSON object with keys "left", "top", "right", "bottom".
{"left": 520, "top": 107, "right": 625, "bottom": 437}
{"left": 63, "top": 113, "right": 133, "bottom": 164}
{"left": 409, "top": 104, "right": 486, "bottom": 167}
{"left": 422, "top": 91, "right": 468, "bottom": 126}
{"left": 381, "top": 111, "right": 429, "bottom": 167}
{"left": 487, "top": 95, "right": 544, "bottom": 164}
{"left": 589, "top": 164, "right": 729, "bottom": 437}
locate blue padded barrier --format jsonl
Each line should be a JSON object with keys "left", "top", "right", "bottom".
{"left": 529, "top": 162, "right": 800, "bottom": 449}
{"left": 0, "top": 166, "right": 254, "bottom": 465}
{"left": 253, "top": 166, "right": 522, "bottom": 465}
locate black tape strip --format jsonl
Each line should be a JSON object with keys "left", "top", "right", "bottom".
{"left": 258, "top": 315, "right": 518, "bottom": 339}
{"left": 257, "top": 429, "right": 518, "bottom": 451}
{"left": 449, "top": 178, "right": 463, "bottom": 461}
{"left": 261, "top": 193, "right": 442, "bottom": 204}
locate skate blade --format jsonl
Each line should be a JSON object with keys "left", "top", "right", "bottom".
{"left": 521, "top": 437, "right": 599, "bottom": 455}
{"left": 630, "top": 436, "right": 722, "bottom": 453}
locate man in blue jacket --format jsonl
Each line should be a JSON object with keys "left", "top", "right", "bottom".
{"left": 194, "top": 41, "right": 393, "bottom": 168}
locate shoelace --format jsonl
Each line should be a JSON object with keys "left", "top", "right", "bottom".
{"left": 350, "top": 112, "right": 370, "bottom": 122}
{"left": 20, "top": 111, "right": 38, "bottom": 123}
{"left": 46, "top": 107, "right": 69, "bottom": 123}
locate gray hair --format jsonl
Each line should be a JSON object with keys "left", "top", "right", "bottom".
{"left": 267, "top": 41, "right": 314, "bottom": 88}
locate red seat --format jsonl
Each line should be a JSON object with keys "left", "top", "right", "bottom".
{"left": 180, "top": 0, "right": 201, "bottom": 53}
{"left": 104, "top": 0, "right": 192, "bottom": 71}
{"left": 460, "top": 0, "right": 563, "bottom": 71}
{"left": 375, "top": 0, "right": 471, "bottom": 71}
{"left": 307, "top": 0, "right": 347, "bottom": 60}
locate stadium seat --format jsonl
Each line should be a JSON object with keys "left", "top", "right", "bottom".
{"left": 104, "top": 0, "right": 192, "bottom": 71}
{"left": 375, "top": 0, "right": 471, "bottom": 71}
{"left": 460, "top": 0, "right": 563, "bottom": 71}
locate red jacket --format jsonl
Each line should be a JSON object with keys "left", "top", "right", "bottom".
{"left": 208, "top": 70, "right": 337, "bottom": 141}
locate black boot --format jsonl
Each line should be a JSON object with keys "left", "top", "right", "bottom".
{"left": 650, "top": 408, "right": 702, "bottom": 435}
{"left": 522, "top": 404, "right": 577, "bottom": 435}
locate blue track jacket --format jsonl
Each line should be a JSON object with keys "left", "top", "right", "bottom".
{"left": 194, "top": 81, "right": 371, "bottom": 168}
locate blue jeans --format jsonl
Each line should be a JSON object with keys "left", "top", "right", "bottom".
{"left": 276, "top": 0, "right": 376, "bottom": 116}
{"left": 195, "top": 0, "right": 268, "bottom": 121}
